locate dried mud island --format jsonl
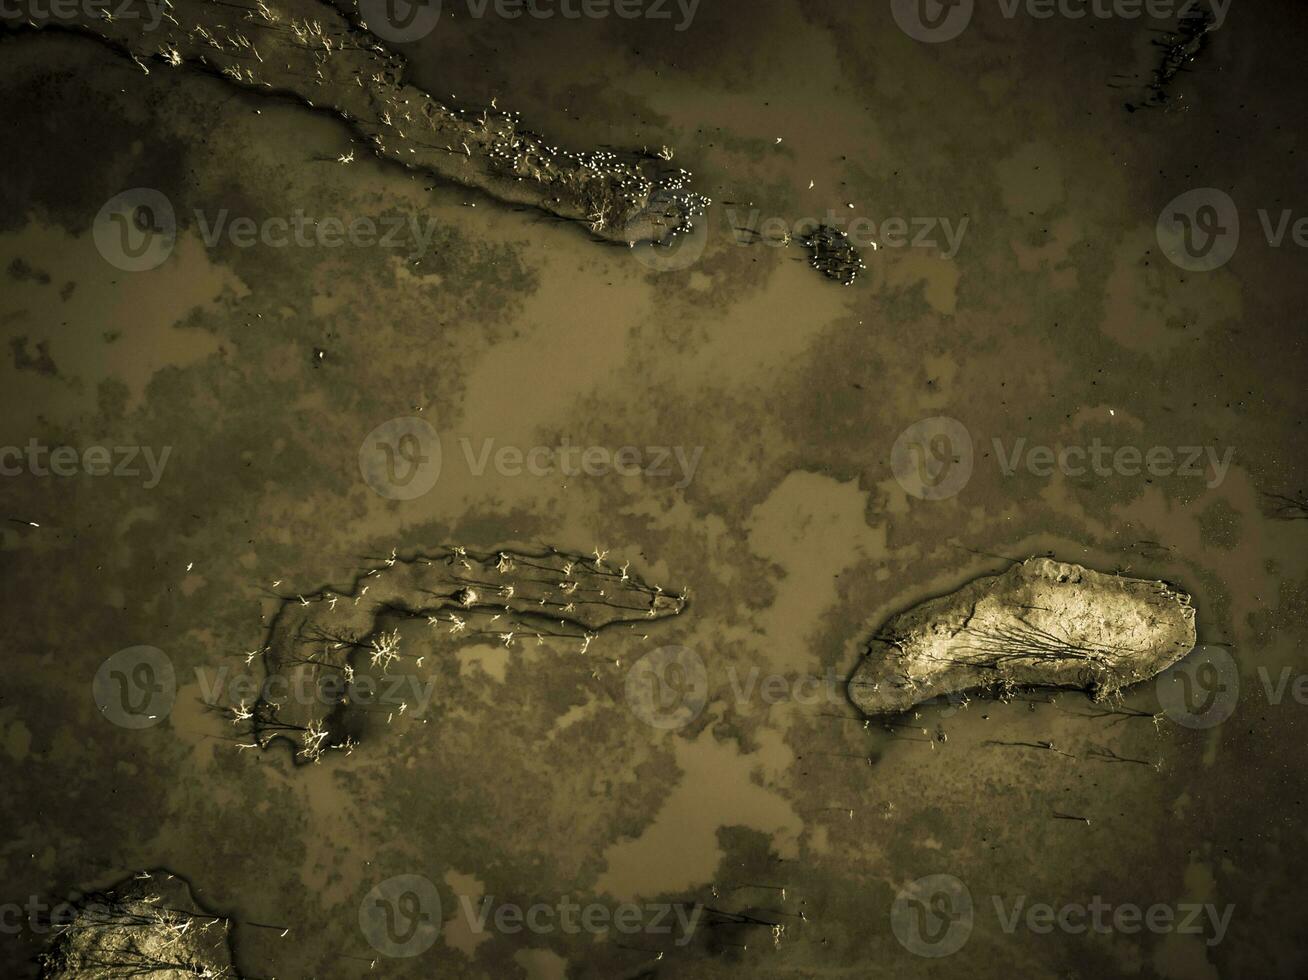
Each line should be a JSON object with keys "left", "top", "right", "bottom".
{"left": 848, "top": 557, "right": 1198, "bottom": 716}
{"left": 242, "top": 547, "right": 685, "bottom": 763}
{"left": 801, "top": 223, "right": 866, "bottom": 286}
{"left": 39, "top": 870, "right": 240, "bottom": 980}
{"left": 8, "top": 0, "right": 710, "bottom": 247}
{"left": 6, "top": 0, "right": 873, "bottom": 281}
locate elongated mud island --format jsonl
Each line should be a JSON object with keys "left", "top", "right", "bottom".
{"left": 245, "top": 547, "right": 685, "bottom": 763}
{"left": 8, "top": 0, "right": 710, "bottom": 247}
{"left": 848, "top": 558, "right": 1197, "bottom": 716}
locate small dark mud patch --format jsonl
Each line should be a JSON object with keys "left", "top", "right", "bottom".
{"left": 801, "top": 223, "right": 866, "bottom": 286}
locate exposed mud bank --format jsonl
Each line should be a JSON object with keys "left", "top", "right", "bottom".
{"left": 5, "top": 0, "right": 710, "bottom": 246}
{"left": 848, "top": 557, "right": 1197, "bottom": 716}
{"left": 39, "top": 870, "right": 239, "bottom": 979}
{"left": 246, "top": 547, "right": 684, "bottom": 763}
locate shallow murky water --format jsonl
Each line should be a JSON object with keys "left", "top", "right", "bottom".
{"left": 2, "top": 1, "right": 1307, "bottom": 977}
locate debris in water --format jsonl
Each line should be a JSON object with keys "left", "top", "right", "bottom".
{"left": 848, "top": 557, "right": 1197, "bottom": 715}
{"left": 801, "top": 223, "right": 866, "bottom": 285}
{"left": 1126, "top": 8, "right": 1216, "bottom": 111}
{"left": 1261, "top": 490, "right": 1308, "bottom": 521}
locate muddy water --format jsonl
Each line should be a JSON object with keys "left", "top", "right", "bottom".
{"left": 2, "top": 2, "right": 1307, "bottom": 978}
